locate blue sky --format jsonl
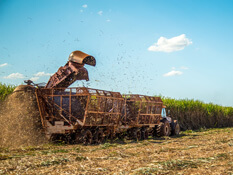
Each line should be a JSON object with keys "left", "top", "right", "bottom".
{"left": 1, "top": 0, "right": 233, "bottom": 106}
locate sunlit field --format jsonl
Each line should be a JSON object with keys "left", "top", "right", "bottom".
{"left": 1, "top": 128, "right": 233, "bottom": 174}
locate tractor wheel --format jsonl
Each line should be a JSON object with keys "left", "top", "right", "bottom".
{"left": 171, "top": 120, "right": 180, "bottom": 136}
{"left": 133, "top": 129, "right": 141, "bottom": 141}
{"left": 156, "top": 120, "right": 171, "bottom": 137}
{"left": 153, "top": 126, "right": 158, "bottom": 137}
{"left": 64, "top": 134, "right": 73, "bottom": 144}
{"left": 50, "top": 134, "right": 59, "bottom": 143}
{"left": 80, "top": 129, "right": 93, "bottom": 145}
{"left": 93, "top": 130, "right": 105, "bottom": 144}
{"left": 141, "top": 128, "right": 149, "bottom": 140}
{"left": 117, "top": 132, "right": 125, "bottom": 140}
{"left": 74, "top": 131, "right": 82, "bottom": 144}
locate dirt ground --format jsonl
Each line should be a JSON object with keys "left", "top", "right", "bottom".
{"left": 0, "top": 128, "right": 233, "bottom": 175}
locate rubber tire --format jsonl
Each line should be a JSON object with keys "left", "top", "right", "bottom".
{"left": 141, "top": 128, "right": 149, "bottom": 140}
{"left": 81, "top": 130, "right": 93, "bottom": 145}
{"left": 93, "top": 130, "right": 104, "bottom": 144}
{"left": 171, "top": 120, "right": 180, "bottom": 136}
{"left": 133, "top": 129, "right": 141, "bottom": 141}
{"left": 50, "top": 134, "right": 59, "bottom": 143}
{"left": 157, "top": 120, "right": 171, "bottom": 137}
{"left": 117, "top": 132, "right": 125, "bottom": 140}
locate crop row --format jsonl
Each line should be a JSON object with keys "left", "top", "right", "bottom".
{"left": 0, "top": 83, "right": 15, "bottom": 101}
{"left": 163, "top": 97, "right": 233, "bottom": 130}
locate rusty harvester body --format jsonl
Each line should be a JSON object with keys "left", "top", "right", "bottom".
{"left": 28, "top": 50, "right": 180, "bottom": 144}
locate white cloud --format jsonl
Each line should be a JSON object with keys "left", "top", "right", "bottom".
{"left": 82, "top": 4, "right": 87, "bottom": 8}
{"left": 163, "top": 70, "right": 183, "bottom": 77}
{"left": 180, "top": 66, "right": 189, "bottom": 70}
{"left": 30, "top": 77, "right": 39, "bottom": 82}
{"left": 0, "top": 63, "right": 8, "bottom": 67}
{"left": 148, "top": 34, "right": 192, "bottom": 53}
{"left": 106, "top": 19, "right": 111, "bottom": 22}
{"left": 33, "top": 72, "right": 52, "bottom": 77}
{"left": 29, "top": 72, "right": 52, "bottom": 82}
{"left": 98, "top": 11, "right": 103, "bottom": 15}
{"left": 4, "top": 73, "right": 24, "bottom": 79}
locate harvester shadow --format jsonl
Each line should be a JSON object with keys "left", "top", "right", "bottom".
{"left": 144, "top": 134, "right": 186, "bottom": 144}
{"left": 52, "top": 133, "right": 190, "bottom": 146}
{"left": 169, "top": 133, "right": 187, "bottom": 138}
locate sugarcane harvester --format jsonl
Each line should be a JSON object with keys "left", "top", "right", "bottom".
{"left": 33, "top": 50, "right": 180, "bottom": 144}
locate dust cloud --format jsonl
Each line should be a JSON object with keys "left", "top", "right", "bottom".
{"left": 0, "top": 85, "right": 47, "bottom": 148}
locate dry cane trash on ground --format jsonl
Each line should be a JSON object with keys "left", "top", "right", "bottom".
{"left": 0, "top": 128, "right": 233, "bottom": 174}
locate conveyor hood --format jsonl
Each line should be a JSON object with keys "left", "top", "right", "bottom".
{"left": 68, "top": 50, "right": 96, "bottom": 66}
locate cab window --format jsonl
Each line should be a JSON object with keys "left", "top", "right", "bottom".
{"left": 161, "top": 108, "right": 166, "bottom": 118}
